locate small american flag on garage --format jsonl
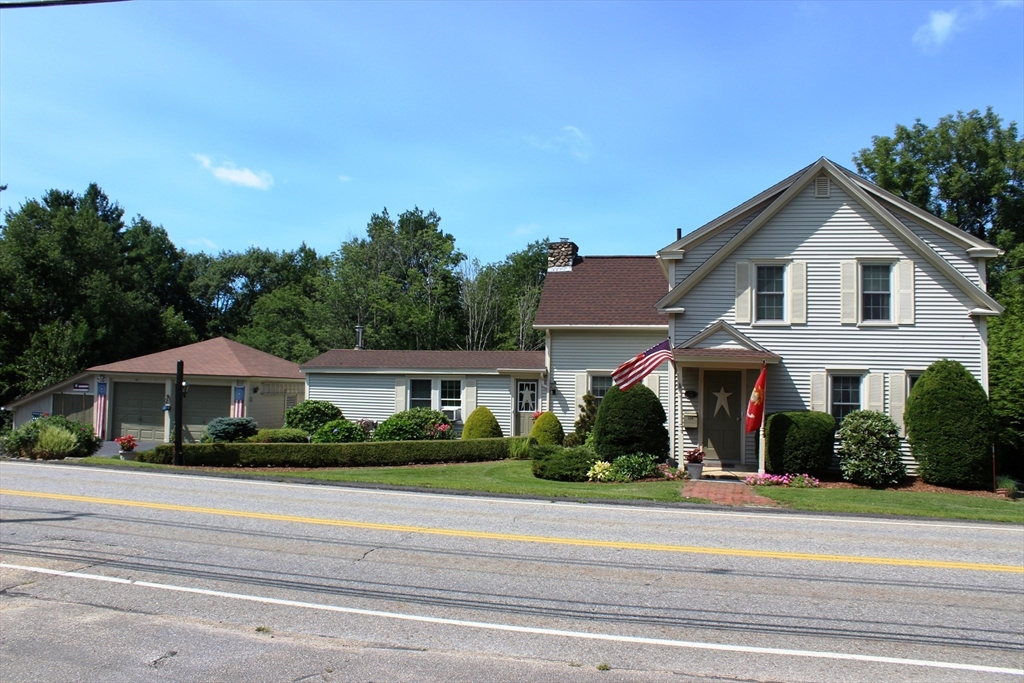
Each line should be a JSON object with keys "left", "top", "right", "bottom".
{"left": 612, "top": 340, "right": 673, "bottom": 391}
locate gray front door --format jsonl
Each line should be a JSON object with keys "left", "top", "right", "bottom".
{"left": 515, "top": 380, "right": 537, "bottom": 436}
{"left": 703, "top": 370, "right": 742, "bottom": 465}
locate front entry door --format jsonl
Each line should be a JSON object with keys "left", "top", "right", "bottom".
{"left": 703, "top": 370, "right": 742, "bottom": 466}
{"left": 515, "top": 380, "right": 537, "bottom": 436}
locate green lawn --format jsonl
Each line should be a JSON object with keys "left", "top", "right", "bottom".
{"left": 79, "top": 457, "right": 694, "bottom": 503}
{"left": 756, "top": 486, "right": 1024, "bottom": 524}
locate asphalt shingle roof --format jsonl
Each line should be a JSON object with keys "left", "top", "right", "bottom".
{"left": 89, "top": 337, "right": 304, "bottom": 379}
{"left": 301, "top": 349, "right": 545, "bottom": 371}
{"left": 533, "top": 256, "right": 668, "bottom": 327}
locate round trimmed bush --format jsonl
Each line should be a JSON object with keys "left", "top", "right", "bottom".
{"left": 906, "top": 359, "right": 994, "bottom": 489}
{"left": 312, "top": 419, "right": 367, "bottom": 443}
{"left": 764, "top": 411, "right": 836, "bottom": 474}
{"left": 836, "top": 410, "right": 906, "bottom": 487}
{"left": 285, "top": 400, "right": 343, "bottom": 434}
{"left": 203, "top": 417, "right": 258, "bottom": 443}
{"left": 591, "top": 385, "right": 669, "bottom": 462}
{"left": 531, "top": 446, "right": 599, "bottom": 482}
{"left": 461, "top": 406, "right": 504, "bottom": 439}
{"left": 530, "top": 411, "right": 565, "bottom": 446}
{"left": 373, "top": 408, "right": 452, "bottom": 442}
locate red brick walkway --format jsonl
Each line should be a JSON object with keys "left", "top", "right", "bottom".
{"left": 683, "top": 479, "right": 778, "bottom": 506}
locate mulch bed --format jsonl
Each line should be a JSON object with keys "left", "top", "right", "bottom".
{"left": 818, "top": 476, "right": 1009, "bottom": 499}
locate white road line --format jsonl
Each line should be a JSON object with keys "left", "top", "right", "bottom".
{"left": 1, "top": 460, "right": 1018, "bottom": 532}
{"left": 2, "top": 562, "right": 1021, "bottom": 677}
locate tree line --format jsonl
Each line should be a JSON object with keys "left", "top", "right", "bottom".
{"left": 0, "top": 195, "right": 547, "bottom": 409}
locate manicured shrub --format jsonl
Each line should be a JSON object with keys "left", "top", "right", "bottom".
{"left": 249, "top": 428, "right": 310, "bottom": 443}
{"left": 529, "top": 411, "right": 565, "bottom": 446}
{"left": 0, "top": 416, "right": 101, "bottom": 459}
{"left": 906, "top": 359, "right": 995, "bottom": 489}
{"left": 836, "top": 410, "right": 906, "bottom": 487}
{"left": 141, "top": 437, "right": 513, "bottom": 468}
{"left": 35, "top": 425, "right": 78, "bottom": 460}
{"left": 611, "top": 453, "right": 660, "bottom": 481}
{"left": 591, "top": 385, "right": 669, "bottom": 462}
{"left": 764, "top": 411, "right": 836, "bottom": 475}
{"left": 284, "top": 400, "right": 343, "bottom": 434}
{"left": 568, "top": 393, "right": 599, "bottom": 445}
{"left": 203, "top": 417, "right": 258, "bottom": 443}
{"left": 311, "top": 419, "right": 366, "bottom": 443}
{"left": 461, "top": 406, "right": 504, "bottom": 439}
{"left": 373, "top": 408, "right": 452, "bottom": 442}
{"left": 531, "top": 446, "right": 599, "bottom": 482}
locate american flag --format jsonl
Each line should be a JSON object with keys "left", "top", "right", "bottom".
{"left": 612, "top": 340, "right": 673, "bottom": 391}
{"left": 93, "top": 382, "right": 107, "bottom": 439}
{"left": 232, "top": 386, "right": 246, "bottom": 418}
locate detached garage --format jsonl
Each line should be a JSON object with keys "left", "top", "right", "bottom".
{"left": 6, "top": 338, "right": 304, "bottom": 443}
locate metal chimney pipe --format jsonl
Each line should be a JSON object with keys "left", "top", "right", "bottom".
{"left": 676, "top": 227, "right": 682, "bottom": 240}
{"left": 355, "top": 325, "right": 364, "bottom": 350}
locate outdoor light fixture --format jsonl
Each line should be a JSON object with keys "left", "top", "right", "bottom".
{"left": 252, "top": 386, "right": 260, "bottom": 395}
{"left": 97, "top": 375, "right": 105, "bottom": 383}
{"left": 181, "top": 381, "right": 189, "bottom": 398}
{"left": 550, "top": 380, "right": 557, "bottom": 396}
{"left": 685, "top": 390, "right": 698, "bottom": 399}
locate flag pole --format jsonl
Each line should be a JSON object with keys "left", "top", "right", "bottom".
{"left": 757, "top": 361, "right": 767, "bottom": 475}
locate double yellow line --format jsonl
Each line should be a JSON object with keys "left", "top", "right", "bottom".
{"left": 2, "top": 488, "right": 1020, "bottom": 573}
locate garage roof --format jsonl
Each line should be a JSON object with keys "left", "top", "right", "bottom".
{"left": 302, "top": 349, "right": 545, "bottom": 371}
{"left": 89, "top": 337, "right": 304, "bottom": 379}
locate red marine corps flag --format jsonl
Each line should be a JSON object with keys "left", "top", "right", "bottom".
{"left": 612, "top": 340, "right": 673, "bottom": 391}
{"left": 745, "top": 362, "right": 767, "bottom": 433}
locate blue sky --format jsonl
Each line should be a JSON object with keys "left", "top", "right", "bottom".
{"left": 1, "top": 1, "right": 1022, "bottom": 265}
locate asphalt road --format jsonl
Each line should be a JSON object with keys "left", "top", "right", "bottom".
{"left": 1, "top": 460, "right": 1022, "bottom": 682}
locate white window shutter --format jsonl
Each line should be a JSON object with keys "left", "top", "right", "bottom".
{"left": 866, "top": 372, "right": 884, "bottom": 413}
{"left": 840, "top": 260, "right": 857, "bottom": 324}
{"left": 809, "top": 373, "right": 827, "bottom": 412}
{"left": 896, "top": 260, "right": 915, "bottom": 325}
{"left": 789, "top": 261, "right": 807, "bottom": 324}
{"left": 394, "top": 377, "right": 407, "bottom": 412}
{"left": 574, "top": 372, "right": 588, "bottom": 418}
{"left": 464, "top": 378, "right": 477, "bottom": 413}
{"left": 644, "top": 374, "right": 660, "bottom": 396}
{"left": 889, "top": 371, "right": 906, "bottom": 436}
{"left": 735, "top": 261, "right": 751, "bottom": 324}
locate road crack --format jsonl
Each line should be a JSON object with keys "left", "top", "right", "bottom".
{"left": 149, "top": 650, "right": 177, "bottom": 668}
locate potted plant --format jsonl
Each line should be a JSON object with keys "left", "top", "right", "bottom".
{"left": 684, "top": 446, "right": 705, "bottom": 480}
{"left": 114, "top": 435, "right": 137, "bottom": 460}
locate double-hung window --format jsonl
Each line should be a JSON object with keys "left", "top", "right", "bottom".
{"left": 830, "top": 375, "right": 861, "bottom": 423}
{"left": 862, "top": 264, "right": 891, "bottom": 321}
{"left": 409, "top": 379, "right": 432, "bottom": 410}
{"left": 756, "top": 265, "right": 785, "bottom": 321}
{"left": 591, "top": 376, "right": 613, "bottom": 406}
{"left": 440, "top": 380, "right": 462, "bottom": 422}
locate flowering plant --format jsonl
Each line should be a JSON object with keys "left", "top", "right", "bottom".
{"left": 683, "top": 446, "right": 705, "bottom": 464}
{"left": 531, "top": 410, "right": 543, "bottom": 420}
{"left": 587, "top": 460, "right": 614, "bottom": 482}
{"left": 114, "top": 435, "right": 137, "bottom": 452}
{"left": 427, "top": 422, "right": 453, "bottom": 440}
{"left": 744, "top": 472, "right": 820, "bottom": 488}
{"left": 656, "top": 463, "right": 684, "bottom": 480}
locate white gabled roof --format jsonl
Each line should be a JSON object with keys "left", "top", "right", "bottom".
{"left": 656, "top": 157, "right": 1003, "bottom": 315}
{"left": 678, "top": 320, "right": 770, "bottom": 352}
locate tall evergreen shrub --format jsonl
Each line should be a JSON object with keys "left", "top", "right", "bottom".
{"left": 905, "top": 359, "right": 994, "bottom": 489}
{"left": 764, "top": 411, "right": 836, "bottom": 474}
{"left": 529, "top": 411, "right": 565, "bottom": 446}
{"left": 591, "top": 385, "right": 669, "bottom": 461}
{"left": 462, "top": 406, "right": 504, "bottom": 439}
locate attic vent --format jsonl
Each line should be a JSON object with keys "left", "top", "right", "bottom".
{"left": 814, "top": 176, "right": 831, "bottom": 198}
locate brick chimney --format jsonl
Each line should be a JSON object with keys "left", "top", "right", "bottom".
{"left": 547, "top": 238, "right": 580, "bottom": 272}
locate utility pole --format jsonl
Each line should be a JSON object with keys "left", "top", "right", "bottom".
{"left": 173, "top": 360, "right": 184, "bottom": 466}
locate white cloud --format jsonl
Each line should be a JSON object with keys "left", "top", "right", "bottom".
{"left": 186, "top": 237, "right": 219, "bottom": 251}
{"left": 913, "top": 10, "right": 961, "bottom": 51}
{"left": 193, "top": 154, "right": 274, "bottom": 190}
{"left": 527, "top": 126, "right": 594, "bottom": 161}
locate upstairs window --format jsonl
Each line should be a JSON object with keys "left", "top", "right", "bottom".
{"left": 862, "top": 264, "right": 891, "bottom": 321}
{"left": 756, "top": 265, "right": 785, "bottom": 321}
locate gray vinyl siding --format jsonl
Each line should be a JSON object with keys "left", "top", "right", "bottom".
{"left": 306, "top": 373, "right": 396, "bottom": 422}
{"left": 894, "top": 213, "right": 984, "bottom": 288}
{"left": 548, "top": 330, "right": 670, "bottom": 434}
{"left": 12, "top": 394, "right": 55, "bottom": 429}
{"left": 476, "top": 376, "right": 514, "bottom": 438}
{"left": 670, "top": 182, "right": 986, "bottom": 472}
{"left": 675, "top": 209, "right": 764, "bottom": 285}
